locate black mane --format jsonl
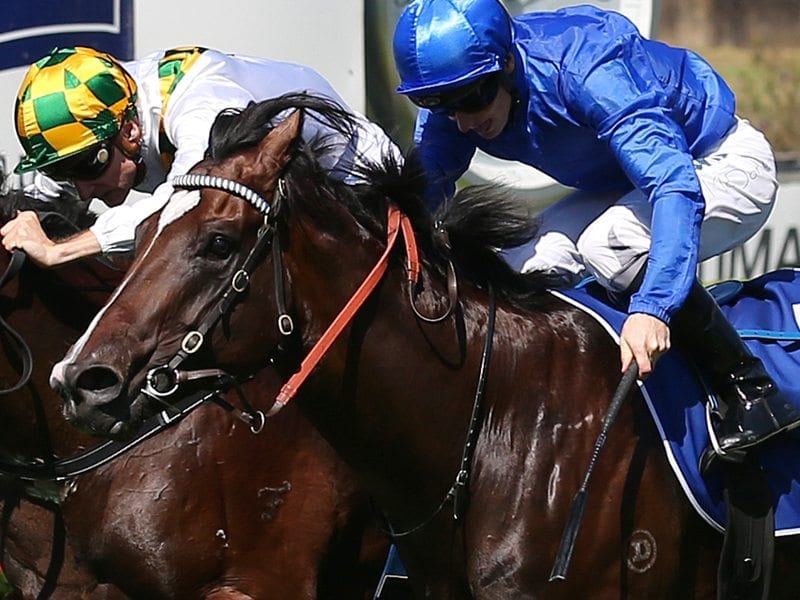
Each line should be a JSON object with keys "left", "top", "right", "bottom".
{"left": 206, "top": 92, "right": 357, "bottom": 162}
{"left": 206, "top": 92, "right": 556, "bottom": 308}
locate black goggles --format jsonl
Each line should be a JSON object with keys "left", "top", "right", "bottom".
{"left": 409, "top": 73, "right": 501, "bottom": 115}
{"left": 41, "top": 141, "right": 114, "bottom": 181}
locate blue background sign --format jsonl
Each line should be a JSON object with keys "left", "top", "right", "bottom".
{"left": 0, "top": 0, "right": 133, "bottom": 71}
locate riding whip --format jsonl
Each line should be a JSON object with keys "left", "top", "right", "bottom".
{"left": 549, "top": 361, "right": 640, "bottom": 581}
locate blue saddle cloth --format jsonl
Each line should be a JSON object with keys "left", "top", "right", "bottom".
{"left": 554, "top": 268, "right": 800, "bottom": 536}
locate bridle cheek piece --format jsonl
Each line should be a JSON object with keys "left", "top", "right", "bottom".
{"left": 139, "top": 173, "right": 291, "bottom": 433}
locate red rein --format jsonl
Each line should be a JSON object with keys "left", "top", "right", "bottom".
{"left": 267, "top": 205, "right": 419, "bottom": 416}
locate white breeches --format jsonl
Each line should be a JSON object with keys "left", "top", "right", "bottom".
{"left": 501, "top": 118, "right": 778, "bottom": 291}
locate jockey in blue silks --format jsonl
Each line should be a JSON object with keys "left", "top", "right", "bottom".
{"left": 393, "top": 0, "right": 800, "bottom": 461}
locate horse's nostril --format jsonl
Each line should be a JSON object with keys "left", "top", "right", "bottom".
{"left": 75, "top": 366, "right": 121, "bottom": 392}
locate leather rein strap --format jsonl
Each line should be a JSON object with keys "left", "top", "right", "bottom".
{"left": 269, "top": 205, "right": 418, "bottom": 414}
{"left": 0, "top": 388, "right": 214, "bottom": 482}
{"left": 0, "top": 249, "right": 33, "bottom": 395}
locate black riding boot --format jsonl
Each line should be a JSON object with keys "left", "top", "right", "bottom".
{"left": 671, "top": 280, "right": 800, "bottom": 459}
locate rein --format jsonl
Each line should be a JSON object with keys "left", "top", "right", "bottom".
{"left": 0, "top": 250, "right": 33, "bottom": 395}
{"left": 269, "top": 204, "right": 419, "bottom": 414}
{"left": 382, "top": 285, "right": 496, "bottom": 538}
{"left": 0, "top": 388, "right": 216, "bottom": 483}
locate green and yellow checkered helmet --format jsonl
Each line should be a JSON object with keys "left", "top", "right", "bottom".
{"left": 14, "top": 46, "right": 138, "bottom": 174}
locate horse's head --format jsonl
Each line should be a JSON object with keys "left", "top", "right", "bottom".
{"left": 52, "top": 89, "right": 545, "bottom": 441}
{"left": 52, "top": 107, "right": 304, "bottom": 438}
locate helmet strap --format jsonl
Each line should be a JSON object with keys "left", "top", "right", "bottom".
{"left": 130, "top": 152, "right": 147, "bottom": 187}
{"left": 498, "top": 53, "right": 521, "bottom": 121}
{"left": 117, "top": 118, "right": 147, "bottom": 186}
{"left": 498, "top": 52, "right": 516, "bottom": 92}
{"left": 498, "top": 70, "right": 514, "bottom": 93}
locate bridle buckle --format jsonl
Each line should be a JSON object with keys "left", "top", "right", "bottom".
{"left": 278, "top": 314, "right": 294, "bottom": 336}
{"left": 144, "top": 365, "right": 179, "bottom": 398}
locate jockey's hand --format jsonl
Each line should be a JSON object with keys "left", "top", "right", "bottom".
{"left": 619, "top": 312, "right": 670, "bottom": 379}
{"left": 1, "top": 211, "right": 102, "bottom": 268}
{"left": 0, "top": 211, "right": 57, "bottom": 267}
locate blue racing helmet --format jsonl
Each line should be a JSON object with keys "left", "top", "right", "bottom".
{"left": 393, "top": 0, "right": 513, "bottom": 97}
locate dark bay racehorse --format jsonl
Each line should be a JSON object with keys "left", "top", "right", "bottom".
{"left": 50, "top": 95, "right": 800, "bottom": 598}
{"left": 0, "top": 190, "right": 387, "bottom": 599}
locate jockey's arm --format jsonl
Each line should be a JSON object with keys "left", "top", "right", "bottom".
{"left": 0, "top": 211, "right": 102, "bottom": 267}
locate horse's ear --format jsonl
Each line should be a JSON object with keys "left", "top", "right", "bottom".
{"left": 257, "top": 109, "right": 303, "bottom": 170}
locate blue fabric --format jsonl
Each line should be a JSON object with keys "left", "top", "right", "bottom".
{"left": 410, "top": 4, "right": 736, "bottom": 323}
{"left": 555, "top": 269, "right": 800, "bottom": 535}
{"left": 373, "top": 544, "right": 409, "bottom": 599}
{"left": 394, "top": 0, "right": 512, "bottom": 95}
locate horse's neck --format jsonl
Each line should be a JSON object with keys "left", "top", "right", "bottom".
{"left": 294, "top": 266, "right": 493, "bottom": 518}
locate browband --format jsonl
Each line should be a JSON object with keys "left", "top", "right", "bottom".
{"left": 172, "top": 173, "right": 273, "bottom": 216}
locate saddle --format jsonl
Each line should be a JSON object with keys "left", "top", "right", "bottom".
{"left": 556, "top": 269, "right": 800, "bottom": 600}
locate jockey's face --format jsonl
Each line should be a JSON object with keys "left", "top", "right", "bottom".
{"left": 451, "top": 85, "right": 513, "bottom": 139}
{"left": 73, "top": 121, "right": 142, "bottom": 207}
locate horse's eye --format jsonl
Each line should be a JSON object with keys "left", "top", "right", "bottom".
{"left": 207, "top": 234, "right": 234, "bottom": 259}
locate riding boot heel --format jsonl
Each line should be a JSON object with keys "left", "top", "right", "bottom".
{"left": 671, "top": 281, "right": 800, "bottom": 459}
{"left": 713, "top": 359, "right": 800, "bottom": 453}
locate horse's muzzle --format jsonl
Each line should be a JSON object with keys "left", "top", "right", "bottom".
{"left": 56, "top": 363, "right": 135, "bottom": 438}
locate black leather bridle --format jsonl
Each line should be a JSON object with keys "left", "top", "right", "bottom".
{"left": 138, "top": 173, "right": 297, "bottom": 433}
